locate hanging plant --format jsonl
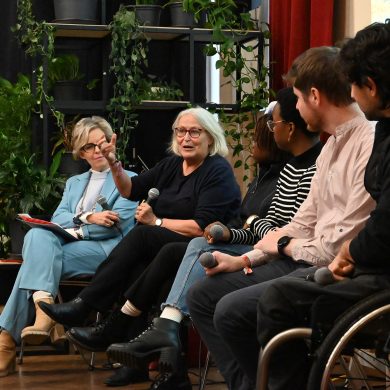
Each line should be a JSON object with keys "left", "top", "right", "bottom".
{"left": 108, "top": 5, "right": 152, "bottom": 163}
{"left": 183, "top": 0, "right": 271, "bottom": 180}
{"left": 13, "top": 0, "right": 64, "bottom": 129}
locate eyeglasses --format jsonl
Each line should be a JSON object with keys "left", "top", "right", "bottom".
{"left": 174, "top": 127, "right": 202, "bottom": 139}
{"left": 81, "top": 143, "right": 100, "bottom": 153}
{"left": 267, "top": 120, "right": 286, "bottom": 132}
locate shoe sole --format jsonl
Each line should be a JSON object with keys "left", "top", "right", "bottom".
{"left": 0, "top": 360, "right": 16, "bottom": 377}
{"left": 21, "top": 330, "right": 50, "bottom": 345}
{"left": 66, "top": 331, "right": 107, "bottom": 352}
{"left": 107, "top": 345, "right": 179, "bottom": 372}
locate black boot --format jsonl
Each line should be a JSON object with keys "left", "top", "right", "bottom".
{"left": 104, "top": 366, "right": 149, "bottom": 387}
{"left": 66, "top": 310, "right": 133, "bottom": 352}
{"left": 150, "top": 356, "right": 191, "bottom": 390}
{"left": 38, "top": 297, "right": 91, "bottom": 327}
{"left": 107, "top": 318, "right": 181, "bottom": 372}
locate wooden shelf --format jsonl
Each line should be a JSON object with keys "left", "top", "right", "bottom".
{"left": 49, "top": 23, "right": 110, "bottom": 38}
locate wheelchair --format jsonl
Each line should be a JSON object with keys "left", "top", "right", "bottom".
{"left": 257, "top": 289, "right": 390, "bottom": 389}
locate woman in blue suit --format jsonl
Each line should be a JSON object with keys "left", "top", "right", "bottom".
{"left": 0, "top": 116, "right": 137, "bottom": 377}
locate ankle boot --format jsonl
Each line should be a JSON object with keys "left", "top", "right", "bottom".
{"left": 107, "top": 318, "right": 181, "bottom": 372}
{"left": 104, "top": 365, "right": 149, "bottom": 387}
{"left": 0, "top": 329, "right": 16, "bottom": 377}
{"left": 67, "top": 309, "right": 134, "bottom": 352}
{"left": 150, "top": 354, "right": 191, "bottom": 390}
{"left": 21, "top": 297, "right": 57, "bottom": 345}
{"left": 38, "top": 297, "right": 91, "bottom": 327}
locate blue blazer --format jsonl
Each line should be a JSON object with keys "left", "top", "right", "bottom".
{"left": 52, "top": 170, "right": 137, "bottom": 256}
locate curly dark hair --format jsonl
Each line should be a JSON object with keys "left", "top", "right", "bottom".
{"left": 340, "top": 21, "right": 390, "bottom": 109}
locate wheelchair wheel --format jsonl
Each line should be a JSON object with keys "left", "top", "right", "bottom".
{"left": 307, "top": 289, "right": 390, "bottom": 390}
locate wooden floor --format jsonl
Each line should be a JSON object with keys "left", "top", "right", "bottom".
{"left": 0, "top": 353, "right": 228, "bottom": 390}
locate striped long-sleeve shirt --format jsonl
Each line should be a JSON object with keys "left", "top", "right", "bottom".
{"left": 229, "top": 142, "right": 322, "bottom": 245}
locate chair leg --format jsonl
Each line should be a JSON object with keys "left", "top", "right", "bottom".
{"left": 199, "top": 350, "right": 211, "bottom": 390}
{"left": 18, "top": 339, "right": 25, "bottom": 364}
{"left": 88, "top": 311, "right": 101, "bottom": 369}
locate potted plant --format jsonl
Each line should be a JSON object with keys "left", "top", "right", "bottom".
{"left": 49, "top": 54, "right": 85, "bottom": 100}
{"left": 144, "top": 79, "right": 184, "bottom": 101}
{"left": 130, "top": 0, "right": 163, "bottom": 26}
{"left": 0, "top": 75, "right": 65, "bottom": 257}
{"left": 53, "top": 0, "right": 99, "bottom": 24}
{"left": 166, "top": 1, "right": 198, "bottom": 27}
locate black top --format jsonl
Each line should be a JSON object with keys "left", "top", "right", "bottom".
{"left": 349, "top": 118, "right": 390, "bottom": 271}
{"left": 228, "top": 163, "right": 285, "bottom": 228}
{"left": 130, "top": 154, "right": 241, "bottom": 230}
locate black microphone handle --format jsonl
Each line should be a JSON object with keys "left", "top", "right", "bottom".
{"left": 96, "top": 196, "right": 123, "bottom": 236}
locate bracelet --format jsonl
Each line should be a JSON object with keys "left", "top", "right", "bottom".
{"left": 110, "top": 160, "right": 124, "bottom": 177}
{"left": 241, "top": 255, "right": 253, "bottom": 275}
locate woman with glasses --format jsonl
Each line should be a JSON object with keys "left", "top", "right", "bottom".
{"left": 0, "top": 116, "right": 138, "bottom": 376}
{"left": 39, "top": 106, "right": 241, "bottom": 371}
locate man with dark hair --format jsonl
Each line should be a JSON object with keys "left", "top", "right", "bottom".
{"left": 186, "top": 45, "right": 376, "bottom": 390}
{"left": 254, "top": 21, "right": 390, "bottom": 389}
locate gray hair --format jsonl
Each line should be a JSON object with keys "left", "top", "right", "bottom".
{"left": 72, "top": 116, "right": 113, "bottom": 159}
{"left": 169, "top": 107, "right": 228, "bottom": 157}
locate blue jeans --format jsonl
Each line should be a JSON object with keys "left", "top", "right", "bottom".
{"left": 161, "top": 237, "right": 252, "bottom": 316}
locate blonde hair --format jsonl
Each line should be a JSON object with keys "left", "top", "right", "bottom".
{"left": 72, "top": 116, "right": 113, "bottom": 159}
{"left": 169, "top": 107, "right": 228, "bottom": 157}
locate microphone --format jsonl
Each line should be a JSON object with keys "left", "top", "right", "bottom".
{"left": 146, "top": 188, "right": 159, "bottom": 204}
{"left": 134, "top": 188, "right": 160, "bottom": 227}
{"left": 96, "top": 195, "right": 111, "bottom": 210}
{"left": 210, "top": 224, "right": 224, "bottom": 241}
{"left": 96, "top": 195, "right": 123, "bottom": 236}
{"left": 199, "top": 252, "right": 218, "bottom": 268}
{"left": 313, "top": 267, "right": 336, "bottom": 285}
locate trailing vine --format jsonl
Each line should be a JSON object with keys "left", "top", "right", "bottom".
{"left": 184, "top": 0, "right": 271, "bottom": 180}
{"left": 108, "top": 5, "right": 151, "bottom": 164}
{"left": 13, "top": 0, "right": 64, "bottom": 129}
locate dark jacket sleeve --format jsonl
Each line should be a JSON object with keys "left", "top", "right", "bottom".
{"left": 349, "top": 128, "right": 390, "bottom": 269}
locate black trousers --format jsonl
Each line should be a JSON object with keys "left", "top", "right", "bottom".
{"left": 257, "top": 267, "right": 390, "bottom": 390}
{"left": 79, "top": 225, "right": 191, "bottom": 312}
{"left": 124, "top": 242, "right": 189, "bottom": 312}
{"left": 187, "top": 258, "right": 310, "bottom": 390}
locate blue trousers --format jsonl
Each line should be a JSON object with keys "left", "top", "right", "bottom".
{"left": 0, "top": 228, "right": 106, "bottom": 343}
{"left": 162, "top": 237, "right": 252, "bottom": 315}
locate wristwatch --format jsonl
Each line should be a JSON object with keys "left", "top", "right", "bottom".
{"left": 277, "top": 236, "right": 292, "bottom": 257}
{"left": 245, "top": 214, "right": 258, "bottom": 227}
{"left": 155, "top": 218, "right": 163, "bottom": 227}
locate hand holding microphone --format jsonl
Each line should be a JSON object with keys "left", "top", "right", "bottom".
{"left": 95, "top": 195, "right": 120, "bottom": 228}
{"left": 204, "top": 223, "right": 229, "bottom": 243}
{"left": 312, "top": 267, "right": 336, "bottom": 285}
{"left": 135, "top": 188, "right": 160, "bottom": 225}
{"left": 199, "top": 252, "right": 218, "bottom": 268}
